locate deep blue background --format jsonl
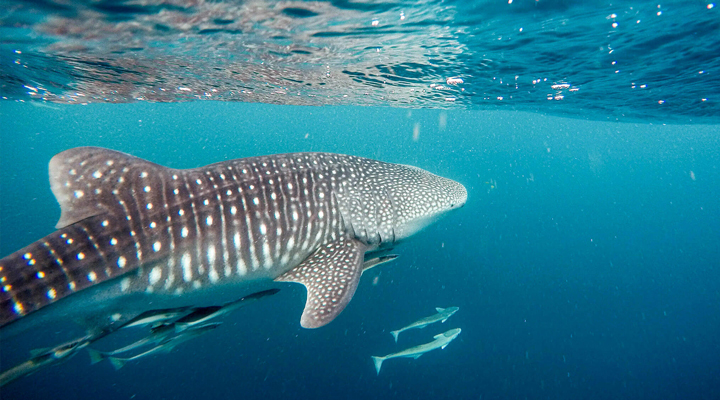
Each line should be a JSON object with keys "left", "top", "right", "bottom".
{"left": 1, "top": 102, "right": 719, "bottom": 399}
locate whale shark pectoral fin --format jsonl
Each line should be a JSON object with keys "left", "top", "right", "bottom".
{"left": 436, "top": 307, "right": 445, "bottom": 313}
{"left": 412, "top": 354, "right": 422, "bottom": 359}
{"left": 276, "top": 236, "right": 366, "bottom": 329}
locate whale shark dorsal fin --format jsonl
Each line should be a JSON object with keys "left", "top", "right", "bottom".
{"left": 49, "top": 147, "right": 170, "bottom": 228}
{"left": 436, "top": 307, "right": 445, "bottom": 313}
{"left": 276, "top": 236, "right": 367, "bottom": 329}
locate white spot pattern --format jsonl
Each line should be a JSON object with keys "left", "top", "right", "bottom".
{"left": 30, "top": 150, "right": 464, "bottom": 322}
{"left": 149, "top": 267, "right": 162, "bottom": 285}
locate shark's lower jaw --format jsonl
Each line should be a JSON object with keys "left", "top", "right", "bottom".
{"left": 0, "top": 148, "right": 466, "bottom": 333}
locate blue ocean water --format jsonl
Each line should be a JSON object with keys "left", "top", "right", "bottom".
{"left": 1, "top": 0, "right": 720, "bottom": 399}
{"left": 1, "top": 102, "right": 718, "bottom": 399}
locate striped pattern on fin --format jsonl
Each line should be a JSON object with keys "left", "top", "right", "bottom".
{"left": 0, "top": 215, "right": 143, "bottom": 327}
{"left": 1, "top": 148, "right": 172, "bottom": 327}
{"left": 276, "top": 236, "right": 366, "bottom": 329}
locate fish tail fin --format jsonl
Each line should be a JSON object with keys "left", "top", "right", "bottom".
{"left": 107, "top": 356, "right": 127, "bottom": 370}
{"left": 29, "top": 347, "right": 50, "bottom": 358}
{"left": 372, "top": 356, "right": 385, "bottom": 375}
{"left": 86, "top": 348, "right": 106, "bottom": 365}
{"left": 390, "top": 330, "right": 400, "bottom": 343}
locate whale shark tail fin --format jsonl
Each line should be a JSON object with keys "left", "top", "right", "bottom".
{"left": 390, "top": 330, "right": 401, "bottom": 343}
{"left": 372, "top": 356, "right": 386, "bottom": 375}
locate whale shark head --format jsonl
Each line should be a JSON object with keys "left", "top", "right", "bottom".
{"left": 335, "top": 159, "right": 467, "bottom": 246}
{"left": 390, "top": 165, "right": 467, "bottom": 241}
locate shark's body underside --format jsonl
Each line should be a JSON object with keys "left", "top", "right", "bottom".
{"left": 0, "top": 148, "right": 466, "bottom": 337}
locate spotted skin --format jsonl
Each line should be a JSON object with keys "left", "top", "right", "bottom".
{"left": 276, "top": 236, "right": 365, "bottom": 328}
{"left": 0, "top": 147, "right": 467, "bottom": 330}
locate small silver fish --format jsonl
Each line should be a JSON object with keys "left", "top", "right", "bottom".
{"left": 372, "top": 328, "right": 461, "bottom": 375}
{"left": 390, "top": 306, "right": 459, "bottom": 342}
{"left": 118, "top": 307, "right": 192, "bottom": 329}
{"left": 361, "top": 254, "right": 399, "bottom": 274}
{"left": 99, "top": 323, "right": 222, "bottom": 370}
{"left": 1, "top": 335, "right": 93, "bottom": 387}
{"left": 87, "top": 323, "right": 176, "bottom": 361}
{"left": 172, "top": 289, "right": 280, "bottom": 332}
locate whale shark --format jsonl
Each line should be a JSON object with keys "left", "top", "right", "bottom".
{"left": 0, "top": 148, "right": 466, "bottom": 337}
